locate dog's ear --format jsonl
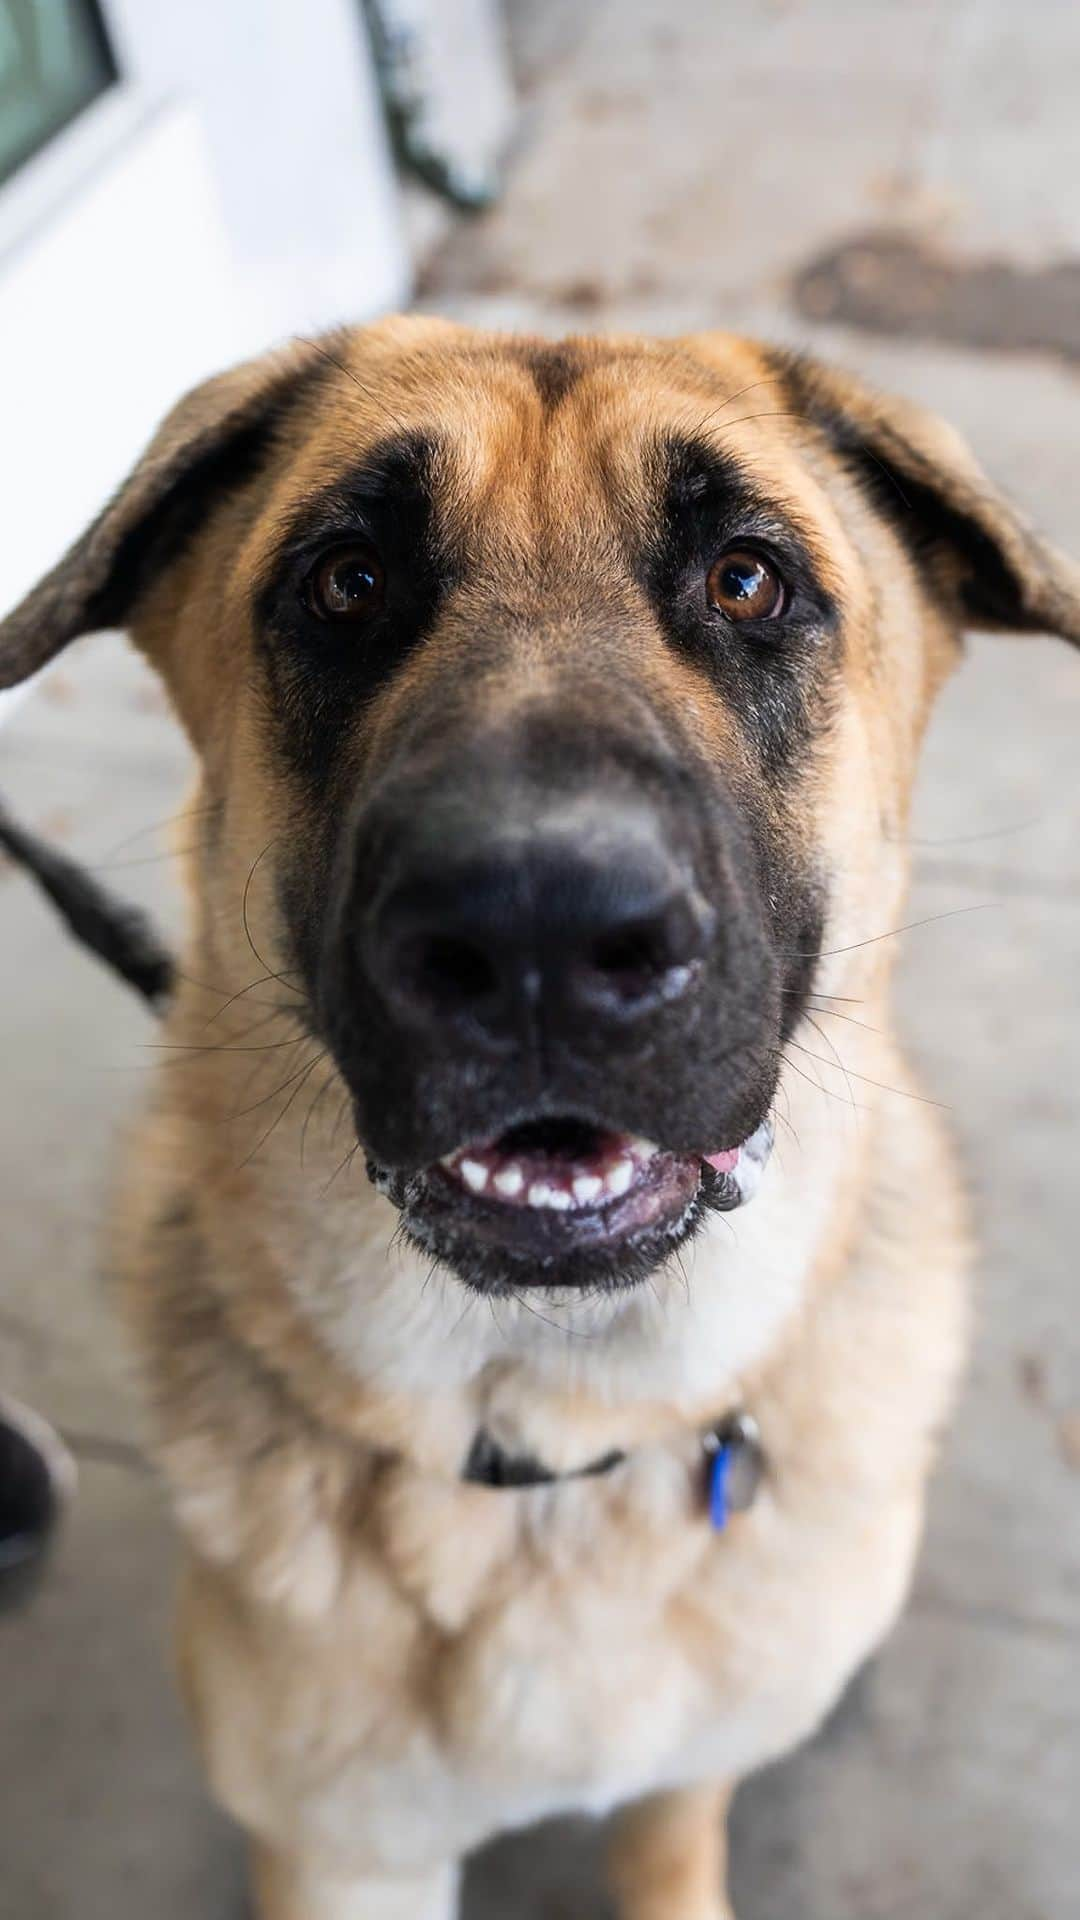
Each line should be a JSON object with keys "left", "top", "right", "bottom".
{"left": 778, "top": 351, "right": 1080, "bottom": 647}
{"left": 0, "top": 343, "right": 321, "bottom": 691}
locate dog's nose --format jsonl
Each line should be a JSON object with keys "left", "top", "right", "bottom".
{"left": 364, "top": 816, "right": 712, "bottom": 1049}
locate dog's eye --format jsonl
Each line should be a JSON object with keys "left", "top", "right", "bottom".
{"left": 706, "top": 548, "right": 786, "bottom": 622}
{"left": 305, "top": 543, "right": 386, "bottom": 622}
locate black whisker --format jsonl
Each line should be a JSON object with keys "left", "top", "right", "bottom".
{"left": 805, "top": 1000, "right": 883, "bottom": 1038}
{"left": 504, "top": 1285, "right": 597, "bottom": 1341}
{"left": 683, "top": 374, "right": 787, "bottom": 446}
{"left": 781, "top": 1047, "right": 873, "bottom": 1114}
{"left": 96, "top": 801, "right": 220, "bottom": 865}
{"left": 240, "top": 839, "right": 285, "bottom": 982}
{"left": 322, "top": 1141, "right": 360, "bottom": 1197}
{"left": 710, "top": 401, "right": 914, "bottom": 510}
{"left": 298, "top": 335, "right": 415, "bottom": 440}
{"left": 787, "top": 1038, "right": 947, "bottom": 1110}
{"left": 146, "top": 1004, "right": 297, "bottom": 1062}
{"left": 899, "top": 815, "right": 1041, "bottom": 849}
{"left": 783, "top": 901, "right": 995, "bottom": 961}
{"left": 236, "top": 1052, "right": 328, "bottom": 1171}
{"left": 94, "top": 842, "right": 217, "bottom": 872}
{"left": 204, "top": 967, "right": 305, "bottom": 1025}
{"left": 802, "top": 1013, "right": 859, "bottom": 1116}
{"left": 150, "top": 1023, "right": 307, "bottom": 1059}
{"left": 224, "top": 1048, "right": 321, "bottom": 1122}
{"left": 300, "top": 1061, "right": 340, "bottom": 1167}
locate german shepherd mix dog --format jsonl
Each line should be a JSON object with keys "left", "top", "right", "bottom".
{"left": 3, "top": 321, "right": 1078, "bottom": 1920}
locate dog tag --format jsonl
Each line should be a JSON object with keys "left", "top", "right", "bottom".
{"left": 703, "top": 1413, "right": 763, "bottom": 1531}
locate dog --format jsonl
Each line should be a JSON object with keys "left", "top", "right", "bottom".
{"left": 3, "top": 318, "right": 1078, "bottom": 1920}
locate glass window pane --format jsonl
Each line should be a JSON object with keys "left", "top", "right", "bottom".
{"left": 0, "top": 0, "right": 117, "bottom": 188}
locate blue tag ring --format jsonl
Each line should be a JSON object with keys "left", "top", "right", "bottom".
{"left": 708, "top": 1443, "right": 733, "bottom": 1531}
{"left": 703, "top": 1412, "right": 764, "bottom": 1532}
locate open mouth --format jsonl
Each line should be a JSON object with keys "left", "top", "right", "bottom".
{"left": 436, "top": 1117, "right": 698, "bottom": 1232}
{"left": 437, "top": 1115, "right": 772, "bottom": 1215}
{"left": 373, "top": 1114, "right": 775, "bottom": 1293}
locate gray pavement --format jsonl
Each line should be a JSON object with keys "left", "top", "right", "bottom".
{"left": 2, "top": 3, "right": 1079, "bottom": 1916}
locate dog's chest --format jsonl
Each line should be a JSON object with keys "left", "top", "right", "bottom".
{"left": 281, "top": 1443, "right": 922, "bottom": 1860}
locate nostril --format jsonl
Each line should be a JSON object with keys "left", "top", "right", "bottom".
{"left": 400, "top": 932, "right": 499, "bottom": 1012}
{"left": 590, "top": 915, "right": 673, "bottom": 995}
{"left": 582, "top": 891, "right": 709, "bottom": 1014}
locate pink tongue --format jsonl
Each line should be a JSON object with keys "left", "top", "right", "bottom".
{"left": 704, "top": 1147, "right": 739, "bottom": 1174}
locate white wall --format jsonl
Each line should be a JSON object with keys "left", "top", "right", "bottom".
{"left": 0, "top": 0, "right": 410, "bottom": 714}
{"left": 104, "top": 0, "right": 410, "bottom": 350}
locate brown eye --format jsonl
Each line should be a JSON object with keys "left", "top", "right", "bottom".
{"left": 307, "top": 543, "right": 386, "bottom": 621}
{"left": 706, "top": 548, "right": 786, "bottom": 622}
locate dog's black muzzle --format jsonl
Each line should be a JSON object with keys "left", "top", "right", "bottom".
{"left": 313, "top": 712, "right": 782, "bottom": 1177}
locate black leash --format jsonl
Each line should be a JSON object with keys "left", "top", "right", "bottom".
{"left": 0, "top": 799, "right": 174, "bottom": 1012}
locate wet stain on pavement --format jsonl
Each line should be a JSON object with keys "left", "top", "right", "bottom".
{"left": 793, "top": 230, "right": 1080, "bottom": 366}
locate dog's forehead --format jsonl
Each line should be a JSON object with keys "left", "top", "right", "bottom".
{"left": 252, "top": 323, "right": 856, "bottom": 584}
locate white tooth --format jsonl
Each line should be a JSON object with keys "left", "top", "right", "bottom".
{"left": 606, "top": 1158, "right": 634, "bottom": 1197}
{"left": 440, "top": 1149, "right": 462, "bottom": 1169}
{"left": 528, "top": 1181, "right": 556, "bottom": 1209}
{"left": 629, "top": 1135, "right": 658, "bottom": 1161}
{"left": 460, "top": 1158, "right": 489, "bottom": 1193}
{"left": 547, "top": 1188, "right": 572, "bottom": 1211}
{"left": 572, "top": 1173, "right": 603, "bottom": 1205}
{"left": 494, "top": 1163, "right": 524, "bottom": 1198}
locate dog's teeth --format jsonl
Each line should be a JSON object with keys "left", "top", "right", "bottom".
{"left": 529, "top": 1181, "right": 575, "bottom": 1210}
{"left": 447, "top": 1137, "right": 653, "bottom": 1209}
{"left": 606, "top": 1158, "right": 634, "bottom": 1197}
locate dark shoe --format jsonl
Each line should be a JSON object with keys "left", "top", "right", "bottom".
{"left": 0, "top": 1394, "right": 75, "bottom": 1605}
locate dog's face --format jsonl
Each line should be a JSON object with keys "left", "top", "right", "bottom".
{"left": 5, "top": 319, "right": 1079, "bottom": 1299}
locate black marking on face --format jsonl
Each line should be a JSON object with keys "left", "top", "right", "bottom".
{"left": 638, "top": 436, "right": 842, "bottom": 778}
{"left": 506, "top": 340, "right": 589, "bottom": 412}
{"left": 252, "top": 431, "right": 455, "bottom": 785}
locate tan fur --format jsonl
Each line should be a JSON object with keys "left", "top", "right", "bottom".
{"left": 610, "top": 1784, "right": 734, "bottom": 1920}
{"left": 6, "top": 320, "right": 1079, "bottom": 1919}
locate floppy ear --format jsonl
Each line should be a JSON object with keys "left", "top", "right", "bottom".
{"left": 778, "top": 352, "right": 1080, "bottom": 647}
{"left": 0, "top": 342, "right": 321, "bottom": 691}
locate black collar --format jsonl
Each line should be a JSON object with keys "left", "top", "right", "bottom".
{"left": 461, "top": 1412, "right": 764, "bottom": 1528}
{"left": 462, "top": 1429, "right": 626, "bottom": 1489}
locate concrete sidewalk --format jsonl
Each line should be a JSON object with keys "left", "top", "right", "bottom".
{"left": 2, "top": 3, "right": 1078, "bottom": 1916}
